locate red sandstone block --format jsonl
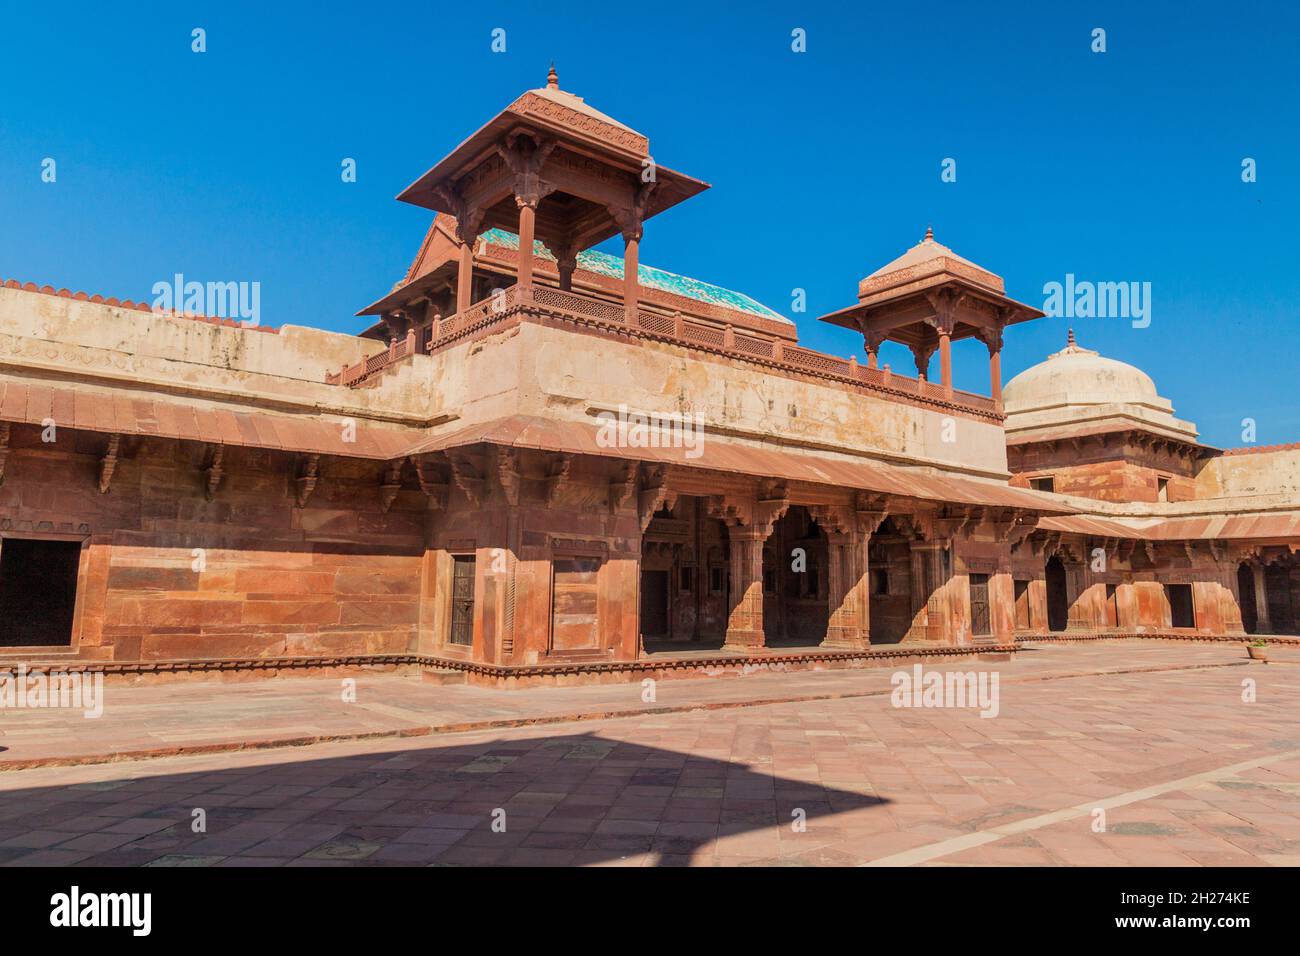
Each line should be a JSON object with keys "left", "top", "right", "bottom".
{"left": 106, "top": 566, "right": 201, "bottom": 591}
{"left": 333, "top": 569, "right": 421, "bottom": 597}
{"left": 240, "top": 601, "right": 341, "bottom": 627}
{"left": 233, "top": 569, "right": 335, "bottom": 594}
{"left": 130, "top": 598, "right": 244, "bottom": 627}
{"left": 338, "top": 602, "right": 420, "bottom": 627}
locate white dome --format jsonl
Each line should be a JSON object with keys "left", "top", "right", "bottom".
{"left": 1002, "top": 330, "right": 1199, "bottom": 444}
{"left": 1004, "top": 332, "right": 1159, "bottom": 413}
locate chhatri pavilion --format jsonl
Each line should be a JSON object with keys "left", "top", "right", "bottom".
{"left": 0, "top": 70, "right": 1296, "bottom": 685}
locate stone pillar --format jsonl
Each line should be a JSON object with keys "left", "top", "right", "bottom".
{"left": 622, "top": 230, "right": 640, "bottom": 322}
{"left": 556, "top": 246, "right": 577, "bottom": 292}
{"left": 516, "top": 200, "right": 537, "bottom": 289}
{"left": 910, "top": 344, "right": 935, "bottom": 382}
{"left": 980, "top": 327, "right": 1004, "bottom": 407}
{"left": 724, "top": 526, "right": 766, "bottom": 650}
{"left": 989, "top": 347, "right": 1002, "bottom": 406}
{"left": 456, "top": 239, "right": 475, "bottom": 313}
{"left": 824, "top": 531, "right": 869, "bottom": 649}
{"left": 938, "top": 329, "right": 953, "bottom": 395}
{"left": 1252, "top": 564, "right": 1273, "bottom": 633}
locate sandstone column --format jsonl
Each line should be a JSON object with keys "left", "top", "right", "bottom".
{"left": 724, "top": 526, "right": 766, "bottom": 649}
{"left": 1252, "top": 563, "right": 1273, "bottom": 633}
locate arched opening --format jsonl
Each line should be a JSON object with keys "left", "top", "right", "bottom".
{"left": 762, "top": 505, "right": 830, "bottom": 646}
{"left": 1045, "top": 555, "right": 1069, "bottom": 632}
{"left": 1237, "top": 563, "right": 1258, "bottom": 634}
{"left": 639, "top": 495, "right": 730, "bottom": 647}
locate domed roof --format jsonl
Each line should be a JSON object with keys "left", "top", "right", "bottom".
{"left": 1002, "top": 330, "right": 1200, "bottom": 444}
{"left": 1004, "top": 329, "right": 1158, "bottom": 412}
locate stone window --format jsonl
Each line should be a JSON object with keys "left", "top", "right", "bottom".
{"left": 1030, "top": 476, "right": 1055, "bottom": 493}
{"left": 0, "top": 537, "right": 82, "bottom": 647}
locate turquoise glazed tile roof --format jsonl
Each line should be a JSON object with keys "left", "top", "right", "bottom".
{"left": 480, "top": 228, "right": 789, "bottom": 323}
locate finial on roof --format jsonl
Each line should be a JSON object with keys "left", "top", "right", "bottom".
{"left": 1067, "top": 327, "right": 1076, "bottom": 346}
{"left": 547, "top": 63, "right": 559, "bottom": 90}
{"left": 924, "top": 225, "right": 933, "bottom": 242}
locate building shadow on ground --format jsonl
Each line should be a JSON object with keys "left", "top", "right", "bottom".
{"left": 0, "top": 731, "right": 889, "bottom": 867}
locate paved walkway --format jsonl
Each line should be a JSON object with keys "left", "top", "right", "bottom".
{"left": 0, "top": 643, "right": 1296, "bottom": 866}
{"left": 1, "top": 642, "right": 1291, "bottom": 770}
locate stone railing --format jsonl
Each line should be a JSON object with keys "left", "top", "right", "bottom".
{"left": 326, "top": 328, "right": 420, "bottom": 387}
{"left": 334, "top": 283, "right": 1001, "bottom": 420}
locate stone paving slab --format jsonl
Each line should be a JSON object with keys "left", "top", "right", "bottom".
{"left": 0, "top": 650, "right": 1295, "bottom": 867}
{"left": 1, "top": 642, "right": 1289, "bottom": 771}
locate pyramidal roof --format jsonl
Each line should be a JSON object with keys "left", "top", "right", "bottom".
{"left": 859, "top": 227, "right": 1005, "bottom": 299}
{"left": 524, "top": 66, "right": 643, "bottom": 137}
{"left": 867, "top": 227, "right": 992, "bottom": 279}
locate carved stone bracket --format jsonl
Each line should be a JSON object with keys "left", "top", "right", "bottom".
{"left": 204, "top": 444, "right": 225, "bottom": 501}
{"left": 380, "top": 459, "right": 404, "bottom": 513}
{"left": 638, "top": 464, "right": 677, "bottom": 532}
{"left": 410, "top": 455, "right": 449, "bottom": 509}
{"left": 498, "top": 133, "right": 558, "bottom": 208}
{"left": 430, "top": 183, "right": 485, "bottom": 248}
{"left": 496, "top": 447, "right": 521, "bottom": 506}
{"left": 545, "top": 453, "right": 572, "bottom": 505}
{"left": 609, "top": 460, "right": 637, "bottom": 513}
{"left": 923, "top": 288, "right": 961, "bottom": 335}
{"left": 706, "top": 484, "right": 789, "bottom": 537}
{"left": 97, "top": 434, "right": 121, "bottom": 495}
{"left": 448, "top": 452, "right": 486, "bottom": 508}
{"left": 294, "top": 454, "right": 320, "bottom": 508}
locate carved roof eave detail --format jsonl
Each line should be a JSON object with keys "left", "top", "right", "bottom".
{"left": 816, "top": 276, "right": 1043, "bottom": 346}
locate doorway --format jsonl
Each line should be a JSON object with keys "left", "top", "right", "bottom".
{"left": 640, "top": 569, "right": 669, "bottom": 640}
{"left": 1045, "top": 556, "right": 1068, "bottom": 632}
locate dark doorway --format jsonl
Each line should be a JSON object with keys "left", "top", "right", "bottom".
{"left": 1238, "top": 564, "right": 1258, "bottom": 633}
{"left": 968, "top": 573, "right": 992, "bottom": 638}
{"left": 640, "top": 569, "right": 669, "bottom": 639}
{"left": 1167, "top": 583, "right": 1195, "bottom": 629}
{"left": 0, "top": 538, "right": 82, "bottom": 646}
{"left": 1265, "top": 564, "right": 1294, "bottom": 634}
{"left": 1045, "top": 556, "right": 1069, "bottom": 632}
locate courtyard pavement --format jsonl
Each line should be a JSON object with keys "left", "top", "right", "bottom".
{"left": 0, "top": 641, "right": 1297, "bottom": 866}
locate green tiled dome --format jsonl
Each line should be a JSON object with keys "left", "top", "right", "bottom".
{"left": 480, "top": 229, "right": 788, "bottom": 323}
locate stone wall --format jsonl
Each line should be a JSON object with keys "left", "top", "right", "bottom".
{"left": 0, "top": 427, "right": 427, "bottom": 661}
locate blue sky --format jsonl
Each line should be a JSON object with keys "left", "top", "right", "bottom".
{"left": 2, "top": 0, "right": 1296, "bottom": 447}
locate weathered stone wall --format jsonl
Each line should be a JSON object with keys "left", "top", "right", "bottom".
{"left": 1195, "top": 447, "right": 1300, "bottom": 499}
{"left": 0, "top": 427, "right": 426, "bottom": 661}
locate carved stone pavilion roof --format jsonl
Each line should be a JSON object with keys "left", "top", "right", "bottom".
{"left": 817, "top": 228, "right": 1044, "bottom": 352}
{"left": 394, "top": 68, "right": 709, "bottom": 253}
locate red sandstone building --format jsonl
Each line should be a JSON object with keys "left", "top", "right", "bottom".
{"left": 0, "top": 72, "right": 1296, "bottom": 685}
